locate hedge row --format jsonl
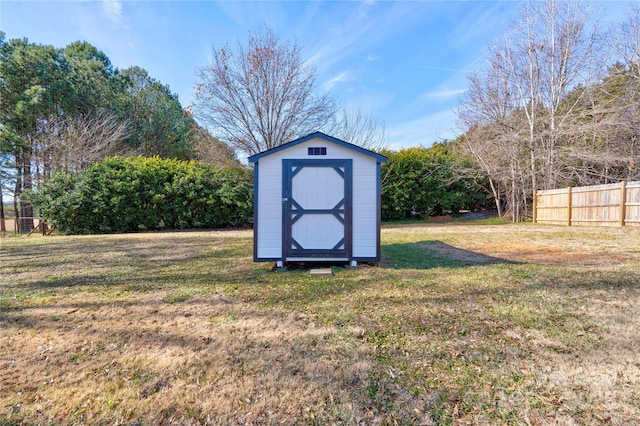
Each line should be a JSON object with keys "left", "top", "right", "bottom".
{"left": 27, "top": 156, "right": 253, "bottom": 234}
{"left": 28, "top": 147, "right": 492, "bottom": 234}
{"left": 381, "top": 145, "right": 492, "bottom": 220}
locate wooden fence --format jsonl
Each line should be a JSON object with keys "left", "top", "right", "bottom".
{"left": 0, "top": 217, "right": 47, "bottom": 235}
{"left": 533, "top": 181, "right": 640, "bottom": 227}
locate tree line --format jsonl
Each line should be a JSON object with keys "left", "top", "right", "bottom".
{"left": 193, "top": 5, "right": 640, "bottom": 223}
{"left": 23, "top": 144, "right": 489, "bottom": 234}
{"left": 0, "top": 27, "right": 392, "bottom": 233}
{"left": 0, "top": 34, "right": 236, "bottom": 232}
{"left": 458, "top": 1, "right": 640, "bottom": 221}
{"left": 9, "top": 1, "right": 637, "bottom": 232}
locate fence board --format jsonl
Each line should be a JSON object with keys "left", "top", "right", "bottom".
{"left": 628, "top": 183, "right": 640, "bottom": 226}
{"left": 1, "top": 218, "right": 45, "bottom": 235}
{"left": 534, "top": 181, "right": 640, "bottom": 227}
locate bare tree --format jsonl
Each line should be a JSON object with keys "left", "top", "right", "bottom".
{"left": 499, "top": 0, "right": 603, "bottom": 190}
{"left": 554, "top": 65, "right": 640, "bottom": 185}
{"left": 555, "top": 4, "right": 640, "bottom": 185}
{"left": 194, "top": 27, "right": 336, "bottom": 156}
{"left": 612, "top": 3, "right": 640, "bottom": 81}
{"left": 458, "top": 0, "right": 607, "bottom": 221}
{"left": 191, "top": 125, "right": 241, "bottom": 168}
{"left": 460, "top": 125, "right": 507, "bottom": 218}
{"left": 534, "top": 0, "right": 602, "bottom": 188}
{"left": 332, "top": 104, "right": 387, "bottom": 151}
{"left": 607, "top": 4, "right": 640, "bottom": 179}
{"left": 459, "top": 50, "right": 530, "bottom": 221}
{"left": 33, "top": 111, "right": 129, "bottom": 179}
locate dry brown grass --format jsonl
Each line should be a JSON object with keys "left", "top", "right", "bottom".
{"left": 1, "top": 231, "right": 371, "bottom": 424}
{"left": 1, "top": 223, "right": 640, "bottom": 425}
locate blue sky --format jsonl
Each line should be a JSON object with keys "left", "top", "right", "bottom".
{"left": 0, "top": 1, "right": 630, "bottom": 150}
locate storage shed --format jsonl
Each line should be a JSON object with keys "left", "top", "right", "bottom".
{"left": 248, "top": 132, "right": 387, "bottom": 267}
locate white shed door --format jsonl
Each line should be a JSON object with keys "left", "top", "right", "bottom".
{"left": 282, "top": 159, "right": 352, "bottom": 260}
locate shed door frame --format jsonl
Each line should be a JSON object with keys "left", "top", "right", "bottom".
{"left": 282, "top": 159, "right": 352, "bottom": 261}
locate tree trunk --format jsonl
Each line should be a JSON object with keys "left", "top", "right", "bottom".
{"left": 0, "top": 188, "right": 5, "bottom": 233}
{"left": 511, "top": 162, "right": 518, "bottom": 222}
{"left": 488, "top": 177, "right": 503, "bottom": 218}
{"left": 20, "top": 153, "right": 34, "bottom": 233}
{"left": 15, "top": 149, "right": 34, "bottom": 234}
{"left": 13, "top": 180, "right": 20, "bottom": 234}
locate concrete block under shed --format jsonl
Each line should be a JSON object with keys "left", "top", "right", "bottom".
{"left": 309, "top": 268, "right": 334, "bottom": 276}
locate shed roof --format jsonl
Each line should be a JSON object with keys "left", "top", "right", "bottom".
{"left": 247, "top": 131, "right": 387, "bottom": 163}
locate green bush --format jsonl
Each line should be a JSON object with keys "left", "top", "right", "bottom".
{"left": 26, "top": 156, "right": 253, "bottom": 234}
{"left": 381, "top": 143, "right": 491, "bottom": 221}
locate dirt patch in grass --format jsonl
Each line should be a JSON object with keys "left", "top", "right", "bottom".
{"left": 421, "top": 225, "right": 640, "bottom": 266}
{"left": 426, "top": 240, "right": 637, "bottom": 266}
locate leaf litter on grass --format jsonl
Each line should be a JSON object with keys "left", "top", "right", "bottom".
{"left": 1, "top": 224, "right": 640, "bottom": 424}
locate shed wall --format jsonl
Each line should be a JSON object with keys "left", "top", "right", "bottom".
{"left": 255, "top": 137, "right": 380, "bottom": 260}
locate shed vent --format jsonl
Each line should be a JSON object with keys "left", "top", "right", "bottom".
{"left": 308, "top": 147, "right": 327, "bottom": 156}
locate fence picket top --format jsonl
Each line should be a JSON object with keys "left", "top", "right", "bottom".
{"left": 537, "top": 188, "right": 570, "bottom": 195}
{"left": 536, "top": 181, "right": 640, "bottom": 195}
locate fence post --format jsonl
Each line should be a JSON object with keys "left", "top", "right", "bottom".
{"left": 532, "top": 190, "right": 538, "bottom": 223}
{"left": 620, "top": 180, "right": 627, "bottom": 227}
{"left": 566, "top": 186, "right": 572, "bottom": 226}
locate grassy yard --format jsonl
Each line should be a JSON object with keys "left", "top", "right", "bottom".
{"left": 1, "top": 222, "right": 640, "bottom": 425}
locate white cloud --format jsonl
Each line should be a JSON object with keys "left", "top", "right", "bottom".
{"left": 447, "top": 3, "right": 515, "bottom": 51}
{"left": 211, "top": 1, "right": 287, "bottom": 30}
{"left": 71, "top": 1, "right": 137, "bottom": 71}
{"left": 101, "top": 0, "right": 122, "bottom": 23}
{"left": 415, "top": 65, "right": 476, "bottom": 73}
{"left": 386, "top": 110, "right": 461, "bottom": 150}
{"left": 422, "top": 88, "right": 468, "bottom": 100}
{"left": 323, "top": 71, "right": 355, "bottom": 92}
{"left": 367, "top": 54, "right": 377, "bottom": 62}
{"left": 304, "top": 1, "right": 389, "bottom": 72}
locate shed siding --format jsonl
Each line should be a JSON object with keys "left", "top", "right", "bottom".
{"left": 256, "top": 154, "right": 283, "bottom": 259}
{"left": 256, "top": 137, "right": 380, "bottom": 260}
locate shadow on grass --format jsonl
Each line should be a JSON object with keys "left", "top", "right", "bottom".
{"left": 6, "top": 264, "right": 259, "bottom": 297}
{"left": 2, "top": 234, "right": 254, "bottom": 292}
{"left": 0, "top": 239, "right": 223, "bottom": 270}
{"left": 381, "top": 240, "right": 517, "bottom": 269}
